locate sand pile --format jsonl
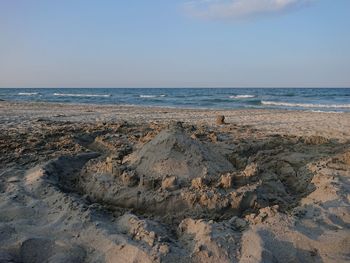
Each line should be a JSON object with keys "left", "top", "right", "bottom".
{"left": 128, "top": 122, "right": 234, "bottom": 180}
{"left": 61, "top": 123, "right": 239, "bottom": 220}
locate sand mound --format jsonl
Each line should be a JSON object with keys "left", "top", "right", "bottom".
{"left": 129, "top": 123, "right": 234, "bottom": 180}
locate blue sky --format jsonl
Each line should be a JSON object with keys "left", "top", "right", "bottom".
{"left": 0, "top": 0, "right": 349, "bottom": 88}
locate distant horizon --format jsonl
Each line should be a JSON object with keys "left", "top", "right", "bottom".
{"left": 1, "top": 87, "right": 350, "bottom": 89}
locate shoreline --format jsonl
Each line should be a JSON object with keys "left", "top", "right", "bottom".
{"left": 0, "top": 98, "right": 349, "bottom": 112}
{"left": 2, "top": 99, "right": 348, "bottom": 111}
{"left": 1, "top": 100, "right": 349, "bottom": 141}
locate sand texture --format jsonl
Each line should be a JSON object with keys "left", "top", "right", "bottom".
{"left": 0, "top": 101, "right": 349, "bottom": 263}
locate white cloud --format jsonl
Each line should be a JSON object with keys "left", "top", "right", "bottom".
{"left": 184, "top": 0, "right": 312, "bottom": 20}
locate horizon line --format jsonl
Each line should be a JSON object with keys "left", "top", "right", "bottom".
{"left": 1, "top": 87, "right": 350, "bottom": 89}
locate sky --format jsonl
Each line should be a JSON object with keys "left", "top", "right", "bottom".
{"left": 0, "top": 0, "right": 350, "bottom": 88}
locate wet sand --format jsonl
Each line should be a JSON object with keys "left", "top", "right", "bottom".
{"left": 0, "top": 101, "right": 349, "bottom": 262}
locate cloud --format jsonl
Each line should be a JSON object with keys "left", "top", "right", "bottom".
{"left": 184, "top": 0, "right": 312, "bottom": 20}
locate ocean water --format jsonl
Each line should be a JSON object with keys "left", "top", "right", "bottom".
{"left": 0, "top": 88, "right": 349, "bottom": 112}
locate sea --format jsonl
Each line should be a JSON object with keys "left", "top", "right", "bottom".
{"left": 0, "top": 88, "right": 349, "bottom": 113}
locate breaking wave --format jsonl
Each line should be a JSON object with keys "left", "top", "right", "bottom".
{"left": 229, "top": 95, "right": 256, "bottom": 99}
{"left": 140, "top": 94, "right": 166, "bottom": 98}
{"left": 262, "top": 101, "right": 350, "bottom": 109}
{"left": 18, "top": 92, "right": 40, "bottom": 96}
{"left": 53, "top": 93, "right": 111, "bottom": 98}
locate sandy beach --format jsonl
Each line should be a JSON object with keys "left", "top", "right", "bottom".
{"left": 0, "top": 101, "right": 349, "bottom": 262}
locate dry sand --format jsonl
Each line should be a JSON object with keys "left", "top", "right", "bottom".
{"left": 0, "top": 101, "right": 349, "bottom": 263}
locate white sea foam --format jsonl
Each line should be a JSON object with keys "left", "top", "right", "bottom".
{"left": 262, "top": 101, "right": 350, "bottom": 109}
{"left": 53, "top": 93, "right": 111, "bottom": 98}
{"left": 18, "top": 92, "right": 39, "bottom": 96}
{"left": 140, "top": 95, "right": 157, "bottom": 98}
{"left": 309, "top": 110, "right": 343, "bottom": 114}
{"left": 229, "top": 95, "right": 256, "bottom": 99}
{"left": 139, "top": 94, "right": 166, "bottom": 99}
